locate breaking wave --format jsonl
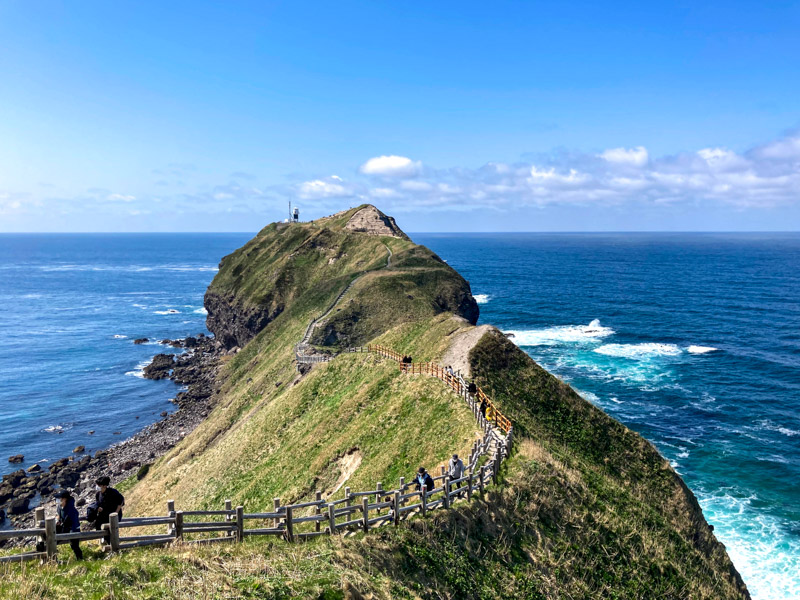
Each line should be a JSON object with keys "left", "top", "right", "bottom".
{"left": 506, "top": 319, "right": 614, "bottom": 346}
{"left": 474, "top": 294, "right": 491, "bottom": 304}
{"left": 687, "top": 345, "right": 718, "bottom": 354}
{"left": 593, "top": 343, "right": 682, "bottom": 359}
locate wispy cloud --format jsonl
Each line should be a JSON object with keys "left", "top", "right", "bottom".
{"left": 295, "top": 131, "right": 800, "bottom": 211}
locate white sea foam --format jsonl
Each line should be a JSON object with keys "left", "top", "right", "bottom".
{"left": 593, "top": 343, "right": 682, "bottom": 359}
{"left": 193, "top": 307, "right": 208, "bottom": 315}
{"left": 125, "top": 360, "right": 150, "bottom": 378}
{"left": 154, "top": 309, "right": 180, "bottom": 315}
{"left": 113, "top": 334, "right": 128, "bottom": 339}
{"left": 42, "top": 424, "right": 72, "bottom": 433}
{"left": 132, "top": 304, "right": 147, "bottom": 309}
{"left": 758, "top": 420, "right": 800, "bottom": 438}
{"left": 506, "top": 319, "right": 614, "bottom": 346}
{"left": 687, "top": 345, "right": 718, "bottom": 354}
{"left": 474, "top": 294, "right": 491, "bottom": 304}
{"left": 699, "top": 488, "right": 800, "bottom": 600}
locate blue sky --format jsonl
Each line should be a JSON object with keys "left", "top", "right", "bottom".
{"left": 1, "top": 1, "right": 799, "bottom": 232}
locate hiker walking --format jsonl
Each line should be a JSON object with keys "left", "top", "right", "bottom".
{"left": 91, "top": 476, "right": 125, "bottom": 530}
{"left": 479, "top": 396, "right": 488, "bottom": 419}
{"left": 56, "top": 490, "right": 83, "bottom": 560}
{"left": 448, "top": 454, "right": 465, "bottom": 497}
{"left": 414, "top": 467, "right": 434, "bottom": 497}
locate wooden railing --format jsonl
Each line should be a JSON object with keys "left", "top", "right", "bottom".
{"left": 1, "top": 341, "right": 514, "bottom": 564}
{"left": 1, "top": 430, "right": 508, "bottom": 563}
{"left": 359, "top": 345, "right": 513, "bottom": 433}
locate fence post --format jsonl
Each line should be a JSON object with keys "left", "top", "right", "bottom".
{"left": 108, "top": 513, "right": 120, "bottom": 553}
{"left": 493, "top": 453, "right": 500, "bottom": 484}
{"left": 443, "top": 476, "right": 451, "bottom": 509}
{"left": 174, "top": 511, "right": 184, "bottom": 541}
{"left": 167, "top": 500, "right": 176, "bottom": 535}
{"left": 315, "top": 491, "right": 322, "bottom": 532}
{"left": 327, "top": 503, "right": 336, "bottom": 534}
{"left": 399, "top": 477, "right": 406, "bottom": 506}
{"left": 440, "top": 465, "right": 446, "bottom": 478}
{"left": 224, "top": 499, "right": 233, "bottom": 538}
{"left": 273, "top": 498, "right": 281, "bottom": 529}
{"left": 235, "top": 506, "right": 244, "bottom": 542}
{"left": 467, "top": 471, "right": 473, "bottom": 501}
{"left": 345, "top": 487, "right": 351, "bottom": 512}
{"left": 421, "top": 488, "right": 427, "bottom": 517}
{"left": 44, "top": 517, "right": 57, "bottom": 561}
{"left": 34, "top": 507, "right": 45, "bottom": 555}
{"left": 362, "top": 497, "right": 369, "bottom": 532}
{"left": 376, "top": 482, "right": 383, "bottom": 514}
{"left": 393, "top": 491, "right": 401, "bottom": 526}
{"left": 285, "top": 506, "right": 294, "bottom": 542}
{"left": 479, "top": 466, "right": 485, "bottom": 498}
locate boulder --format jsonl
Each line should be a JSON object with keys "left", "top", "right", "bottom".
{"left": 27, "top": 464, "right": 42, "bottom": 473}
{"left": 184, "top": 336, "right": 198, "bottom": 348}
{"left": 143, "top": 353, "right": 175, "bottom": 380}
{"left": 120, "top": 460, "right": 138, "bottom": 471}
{"left": 8, "top": 454, "right": 23, "bottom": 464}
{"left": 49, "top": 458, "right": 69, "bottom": 473}
{"left": 73, "top": 445, "right": 85, "bottom": 454}
{"left": 56, "top": 470, "right": 80, "bottom": 487}
{"left": 0, "top": 484, "right": 13, "bottom": 503}
{"left": 2, "top": 470, "right": 26, "bottom": 487}
{"left": 76, "top": 498, "right": 86, "bottom": 508}
{"left": 7, "top": 495, "right": 30, "bottom": 515}
{"left": 133, "top": 338, "right": 149, "bottom": 344}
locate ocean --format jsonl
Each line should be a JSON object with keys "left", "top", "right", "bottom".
{"left": 1, "top": 232, "right": 798, "bottom": 599}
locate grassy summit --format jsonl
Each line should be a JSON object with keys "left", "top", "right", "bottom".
{"left": 0, "top": 206, "right": 749, "bottom": 599}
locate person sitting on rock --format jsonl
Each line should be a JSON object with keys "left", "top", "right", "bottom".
{"left": 414, "top": 467, "right": 434, "bottom": 497}
{"left": 93, "top": 476, "right": 124, "bottom": 530}
{"left": 56, "top": 490, "right": 83, "bottom": 560}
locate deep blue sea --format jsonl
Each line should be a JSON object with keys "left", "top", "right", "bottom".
{"left": 1, "top": 232, "right": 798, "bottom": 598}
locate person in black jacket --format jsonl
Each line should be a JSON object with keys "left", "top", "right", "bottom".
{"left": 56, "top": 490, "right": 83, "bottom": 559}
{"left": 93, "top": 476, "right": 124, "bottom": 530}
{"left": 414, "top": 467, "right": 435, "bottom": 496}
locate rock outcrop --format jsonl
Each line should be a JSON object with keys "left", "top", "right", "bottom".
{"left": 343, "top": 205, "right": 409, "bottom": 239}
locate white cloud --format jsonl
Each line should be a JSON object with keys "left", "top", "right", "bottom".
{"left": 298, "top": 177, "right": 352, "bottom": 199}
{"left": 360, "top": 155, "right": 422, "bottom": 177}
{"left": 600, "top": 146, "right": 649, "bottom": 167}
{"left": 314, "top": 132, "right": 800, "bottom": 211}
{"left": 107, "top": 193, "right": 136, "bottom": 202}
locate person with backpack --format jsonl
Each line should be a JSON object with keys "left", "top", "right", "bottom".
{"left": 414, "top": 467, "right": 434, "bottom": 497}
{"left": 92, "top": 476, "right": 124, "bottom": 530}
{"left": 56, "top": 490, "right": 83, "bottom": 560}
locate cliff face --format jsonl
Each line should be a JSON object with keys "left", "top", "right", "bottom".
{"left": 204, "top": 205, "right": 478, "bottom": 349}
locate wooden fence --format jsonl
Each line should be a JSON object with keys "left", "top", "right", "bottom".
{"left": 1, "top": 342, "right": 514, "bottom": 564}
{"left": 360, "top": 345, "right": 513, "bottom": 433}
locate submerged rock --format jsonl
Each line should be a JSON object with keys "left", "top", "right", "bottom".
{"left": 7, "top": 455, "right": 23, "bottom": 464}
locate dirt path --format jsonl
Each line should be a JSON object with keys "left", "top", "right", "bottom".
{"left": 296, "top": 244, "right": 392, "bottom": 363}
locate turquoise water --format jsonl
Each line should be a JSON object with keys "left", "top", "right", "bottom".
{"left": 1, "top": 232, "right": 797, "bottom": 598}
{"left": 416, "top": 233, "right": 800, "bottom": 600}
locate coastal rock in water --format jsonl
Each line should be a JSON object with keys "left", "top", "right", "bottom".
{"left": 143, "top": 354, "right": 175, "bottom": 380}
{"left": 7, "top": 455, "right": 23, "bottom": 464}
{"left": 184, "top": 336, "right": 198, "bottom": 348}
{"left": 7, "top": 496, "right": 29, "bottom": 515}
{"left": 0, "top": 484, "right": 13, "bottom": 503}
{"left": 2, "top": 470, "right": 26, "bottom": 488}
{"left": 133, "top": 338, "right": 149, "bottom": 344}
{"left": 73, "top": 445, "right": 85, "bottom": 454}
{"left": 26, "top": 464, "right": 41, "bottom": 473}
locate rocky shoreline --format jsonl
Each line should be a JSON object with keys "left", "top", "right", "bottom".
{"left": 0, "top": 334, "right": 225, "bottom": 542}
